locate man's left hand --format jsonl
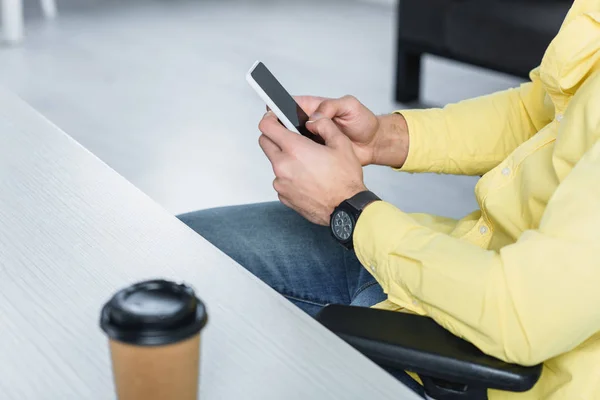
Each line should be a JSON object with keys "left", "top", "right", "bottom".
{"left": 258, "top": 111, "right": 367, "bottom": 226}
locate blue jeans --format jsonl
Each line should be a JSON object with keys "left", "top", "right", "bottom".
{"left": 178, "top": 202, "right": 425, "bottom": 397}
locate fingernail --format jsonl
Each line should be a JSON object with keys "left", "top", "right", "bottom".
{"left": 307, "top": 112, "right": 325, "bottom": 123}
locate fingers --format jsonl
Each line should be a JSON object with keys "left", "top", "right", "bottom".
{"left": 258, "top": 111, "right": 302, "bottom": 151}
{"left": 294, "top": 95, "right": 328, "bottom": 115}
{"left": 276, "top": 187, "right": 304, "bottom": 217}
{"left": 277, "top": 193, "right": 300, "bottom": 215}
{"left": 260, "top": 134, "right": 294, "bottom": 181}
{"left": 306, "top": 117, "right": 350, "bottom": 148}
{"left": 278, "top": 193, "right": 292, "bottom": 209}
{"left": 258, "top": 134, "right": 282, "bottom": 164}
{"left": 274, "top": 180, "right": 294, "bottom": 209}
{"left": 310, "top": 95, "right": 361, "bottom": 121}
{"left": 277, "top": 190, "right": 327, "bottom": 226}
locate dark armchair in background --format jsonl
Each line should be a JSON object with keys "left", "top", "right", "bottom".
{"left": 394, "top": 0, "right": 571, "bottom": 103}
{"left": 317, "top": 305, "right": 543, "bottom": 400}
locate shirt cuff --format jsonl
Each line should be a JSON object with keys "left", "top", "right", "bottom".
{"left": 353, "top": 200, "right": 427, "bottom": 314}
{"left": 392, "top": 109, "right": 441, "bottom": 173}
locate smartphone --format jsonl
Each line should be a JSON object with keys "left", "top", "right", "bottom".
{"left": 246, "top": 61, "right": 324, "bottom": 145}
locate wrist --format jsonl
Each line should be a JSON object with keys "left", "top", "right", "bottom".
{"left": 336, "top": 183, "right": 368, "bottom": 209}
{"left": 330, "top": 190, "right": 381, "bottom": 250}
{"left": 372, "top": 113, "right": 410, "bottom": 168}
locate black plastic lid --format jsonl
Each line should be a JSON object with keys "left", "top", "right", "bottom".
{"left": 100, "top": 280, "right": 208, "bottom": 346}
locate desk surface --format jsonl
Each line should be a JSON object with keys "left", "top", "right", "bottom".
{"left": 0, "top": 89, "right": 419, "bottom": 400}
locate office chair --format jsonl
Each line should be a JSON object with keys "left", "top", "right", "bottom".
{"left": 317, "top": 305, "right": 542, "bottom": 400}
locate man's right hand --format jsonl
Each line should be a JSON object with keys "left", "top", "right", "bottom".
{"left": 295, "top": 95, "right": 410, "bottom": 168}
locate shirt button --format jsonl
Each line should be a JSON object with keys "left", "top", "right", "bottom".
{"left": 370, "top": 265, "right": 376, "bottom": 273}
{"left": 412, "top": 299, "right": 419, "bottom": 307}
{"left": 479, "top": 225, "right": 488, "bottom": 235}
{"left": 556, "top": 113, "right": 563, "bottom": 122}
{"left": 501, "top": 167, "right": 511, "bottom": 176}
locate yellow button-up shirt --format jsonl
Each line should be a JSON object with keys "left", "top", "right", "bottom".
{"left": 354, "top": 1, "right": 600, "bottom": 398}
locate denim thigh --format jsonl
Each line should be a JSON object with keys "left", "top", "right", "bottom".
{"left": 178, "top": 202, "right": 386, "bottom": 316}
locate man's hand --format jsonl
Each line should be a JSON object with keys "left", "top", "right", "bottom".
{"left": 294, "top": 95, "right": 410, "bottom": 168}
{"left": 258, "top": 111, "right": 367, "bottom": 226}
{"left": 294, "top": 95, "right": 379, "bottom": 166}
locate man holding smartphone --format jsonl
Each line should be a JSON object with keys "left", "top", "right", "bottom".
{"left": 180, "top": 1, "right": 600, "bottom": 398}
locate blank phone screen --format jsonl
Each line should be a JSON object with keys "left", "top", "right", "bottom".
{"left": 251, "top": 63, "right": 324, "bottom": 144}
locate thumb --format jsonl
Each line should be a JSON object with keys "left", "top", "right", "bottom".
{"left": 306, "top": 116, "right": 349, "bottom": 148}
{"left": 311, "top": 96, "right": 357, "bottom": 120}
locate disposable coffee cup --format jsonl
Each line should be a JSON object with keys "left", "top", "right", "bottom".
{"left": 100, "top": 280, "right": 208, "bottom": 400}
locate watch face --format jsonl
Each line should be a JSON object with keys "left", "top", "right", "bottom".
{"left": 332, "top": 210, "right": 354, "bottom": 241}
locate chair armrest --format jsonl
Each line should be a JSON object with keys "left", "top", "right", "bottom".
{"left": 316, "top": 305, "right": 542, "bottom": 393}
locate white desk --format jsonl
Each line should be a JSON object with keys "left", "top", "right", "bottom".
{"left": 0, "top": 88, "right": 420, "bottom": 400}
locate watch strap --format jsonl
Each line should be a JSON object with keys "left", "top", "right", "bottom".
{"left": 345, "top": 191, "right": 381, "bottom": 215}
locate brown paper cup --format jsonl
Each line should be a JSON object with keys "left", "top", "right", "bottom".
{"left": 100, "top": 280, "right": 208, "bottom": 400}
{"left": 109, "top": 334, "right": 200, "bottom": 400}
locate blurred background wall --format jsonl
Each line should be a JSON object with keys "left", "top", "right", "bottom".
{"left": 0, "top": 0, "right": 533, "bottom": 218}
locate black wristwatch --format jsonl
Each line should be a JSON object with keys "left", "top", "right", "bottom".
{"left": 330, "top": 191, "right": 381, "bottom": 250}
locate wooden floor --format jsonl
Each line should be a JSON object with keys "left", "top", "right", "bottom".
{"left": 0, "top": 0, "right": 521, "bottom": 217}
